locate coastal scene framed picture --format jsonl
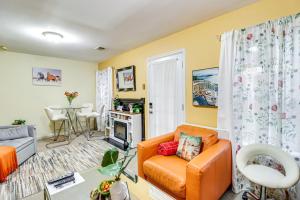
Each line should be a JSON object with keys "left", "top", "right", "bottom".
{"left": 192, "top": 67, "right": 218, "bottom": 107}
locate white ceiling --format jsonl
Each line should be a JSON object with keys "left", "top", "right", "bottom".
{"left": 0, "top": 0, "right": 257, "bottom": 62}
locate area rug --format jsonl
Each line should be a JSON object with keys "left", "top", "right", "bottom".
{"left": 0, "top": 139, "right": 136, "bottom": 200}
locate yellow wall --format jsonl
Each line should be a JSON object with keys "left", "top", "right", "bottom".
{"left": 99, "top": 0, "right": 300, "bottom": 137}
{"left": 0, "top": 51, "right": 98, "bottom": 139}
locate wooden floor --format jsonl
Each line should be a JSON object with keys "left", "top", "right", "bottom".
{"left": 221, "top": 191, "right": 241, "bottom": 200}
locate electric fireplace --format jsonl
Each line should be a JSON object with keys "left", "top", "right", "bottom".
{"left": 105, "top": 98, "right": 145, "bottom": 150}
{"left": 114, "top": 121, "right": 127, "bottom": 142}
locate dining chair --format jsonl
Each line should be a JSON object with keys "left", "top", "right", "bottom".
{"left": 44, "top": 106, "right": 70, "bottom": 148}
{"left": 76, "top": 103, "right": 102, "bottom": 140}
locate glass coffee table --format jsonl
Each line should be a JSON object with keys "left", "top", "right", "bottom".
{"left": 43, "top": 167, "right": 174, "bottom": 200}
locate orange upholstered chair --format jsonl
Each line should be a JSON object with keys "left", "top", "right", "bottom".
{"left": 138, "top": 124, "right": 232, "bottom": 200}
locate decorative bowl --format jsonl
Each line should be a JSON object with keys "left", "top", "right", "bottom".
{"left": 98, "top": 180, "right": 114, "bottom": 197}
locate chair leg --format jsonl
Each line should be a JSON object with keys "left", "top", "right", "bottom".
{"left": 77, "top": 117, "right": 84, "bottom": 133}
{"left": 65, "top": 119, "right": 70, "bottom": 145}
{"left": 242, "top": 188, "right": 262, "bottom": 200}
{"left": 57, "top": 121, "right": 64, "bottom": 137}
{"left": 53, "top": 121, "right": 56, "bottom": 141}
{"left": 64, "top": 120, "right": 66, "bottom": 135}
{"left": 68, "top": 120, "right": 71, "bottom": 140}
{"left": 83, "top": 117, "right": 104, "bottom": 141}
{"left": 75, "top": 116, "right": 78, "bottom": 132}
{"left": 86, "top": 118, "right": 90, "bottom": 140}
{"left": 46, "top": 120, "right": 71, "bottom": 149}
{"left": 259, "top": 186, "right": 266, "bottom": 200}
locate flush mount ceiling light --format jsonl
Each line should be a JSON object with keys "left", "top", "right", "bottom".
{"left": 42, "top": 31, "right": 64, "bottom": 43}
{"left": 0, "top": 45, "right": 8, "bottom": 51}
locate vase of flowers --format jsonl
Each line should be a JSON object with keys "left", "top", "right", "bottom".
{"left": 95, "top": 143, "right": 136, "bottom": 200}
{"left": 64, "top": 91, "right": 79, "bottom": 106}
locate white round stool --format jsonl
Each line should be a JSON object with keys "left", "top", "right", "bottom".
{"left": 236, "top": 144, "right": 299, "bottom": 200}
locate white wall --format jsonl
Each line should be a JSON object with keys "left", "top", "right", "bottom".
{"left": 0, "top": 51, "right": 98, "bottom": 139}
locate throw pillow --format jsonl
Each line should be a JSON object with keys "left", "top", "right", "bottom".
{"left": 158, "top": 141, "right": 179, "bottom": 156}
{"left": 0, "top": 126, "right": 29, "bottom": 141}
{"left": 176, "top": 132, "right": 202, "bottom": 161}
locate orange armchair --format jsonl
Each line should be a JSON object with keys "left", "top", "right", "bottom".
{"left": 138, "top": 124, "right": 232, "bottom": 200}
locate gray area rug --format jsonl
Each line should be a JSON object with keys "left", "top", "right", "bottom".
{"left": 0, "top": 139, "right": 136, "bottom": 200}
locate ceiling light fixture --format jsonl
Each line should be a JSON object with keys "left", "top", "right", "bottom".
{"left": 0, "top": 45, "right": 8, "bottom": 51}
{"left": 42, "top": 31, "right": 64, "bottom": 43}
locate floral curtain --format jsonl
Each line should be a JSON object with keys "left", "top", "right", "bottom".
{"left": 218, "top": 13, "right": 300, "bottom": 199}
{"left": 96, "top": 67, "right": 113, "bottom": 131}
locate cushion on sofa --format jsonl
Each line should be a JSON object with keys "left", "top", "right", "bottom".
{"left": 143, "top": 155, "right": 187, "bottom": 198}
{"left": 0, "top": 126, "right": 29, "bottom": 141}
{"left": 0, "top": 137, "right": 34, "bottom": 152}
{"left": 158, "top": 141, "right": 179, "bottom": 156}
{"left": 176, "top": 132, "right": 201, "bottom": 161}
{"left": 174, "top": 125, "right": 218, "bottom": 152}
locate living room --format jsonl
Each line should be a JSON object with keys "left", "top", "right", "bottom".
{"left": 0, "top": 0, "right": 300, "bottom": 200}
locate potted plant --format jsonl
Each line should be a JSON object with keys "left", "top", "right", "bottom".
{"left": 95, "top": 144, "right": 136, "bottom": 200}
{"left": 132, "top": 103, "right": 142, "bottom": 113}
{"left": 12, "top": 119, "right": 26, "bottom": 125}
{"left": 112, "top": 96, "right": 121, "bottom": 110}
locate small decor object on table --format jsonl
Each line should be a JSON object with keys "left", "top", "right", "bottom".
{"left": 132, "top": 103, "right": 142, "bottom": 113}
{"left": 192, "top": 67, "right": 219, "bottom": 107}
{"left": 64, "top": 91, "right": 79, "bottom": 106}
{"left": 116, "top": 65, "right": 136, "bottom": 91}
{"left": 11, "top": 119, "right": 26, "bottom": 125}
{"left": 91, "top": 142, "right": 136, "bottom": 200}
{"left": 128, "top": 104, "right": 133, "bottom": 113}
{"left": 45, "top": 172, "right": 85, "bottom": 196}
{"left": 99, "top": 180, "right": 114, "bottom": 197}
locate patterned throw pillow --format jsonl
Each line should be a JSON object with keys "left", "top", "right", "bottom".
{"left": 176, "top": 132, "right": 202, "bottom": 161}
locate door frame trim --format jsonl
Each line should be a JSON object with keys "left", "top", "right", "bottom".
{"left": 147, "top": 49, "right": 186, "bottom": 138}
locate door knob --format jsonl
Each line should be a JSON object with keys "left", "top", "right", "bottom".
{"left": 149, "top": 102, "right": 153, "bottom": 114}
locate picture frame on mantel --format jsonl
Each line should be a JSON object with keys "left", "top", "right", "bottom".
{"left": 116, "top": 65, "right": 136, "bottom": 91}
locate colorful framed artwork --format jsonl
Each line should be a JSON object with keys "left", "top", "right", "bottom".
{"left": 32, "top": 67, "right": 62, "bottom": 86}
{"left": 192, "top": 67, "right": 218, "bottom": 107}
{"left": 116, "top": 65, "right": 136, "bottom": 91}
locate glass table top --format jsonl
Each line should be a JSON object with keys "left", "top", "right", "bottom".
{"left": 43, "top": 167, "right": 160, "bottom": 200}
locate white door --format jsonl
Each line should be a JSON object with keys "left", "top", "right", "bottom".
{"left": 148, "top": 50, "right": 185, "bottom": 138}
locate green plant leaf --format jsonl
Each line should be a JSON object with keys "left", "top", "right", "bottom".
{"left": 101, "top": 148, "right": 119, "bottom": 167}
{"left": 97, "top": 162, "right": 122, "bottom": 176}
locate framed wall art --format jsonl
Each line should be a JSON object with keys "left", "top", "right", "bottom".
{"left": 116, "top": 65, "right": 136, "bottom": 91}
{"left": 32, "top": 67, "right": 62, "bottom": 86}
{"left": 192, "top": 67, "right": 218, "bottom": 107}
